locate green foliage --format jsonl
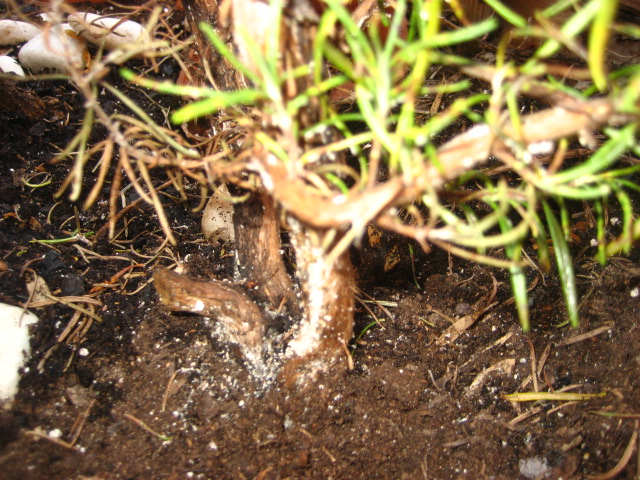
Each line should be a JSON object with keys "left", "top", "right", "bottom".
{"left": 542, "top": 199, "right": 579, "bottom": 328}
{"left": 131, "top": 0, "right": 640, "bottom": 330}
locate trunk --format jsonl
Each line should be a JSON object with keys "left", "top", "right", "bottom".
{"left": 182, "top": 0, "right": 248, "bottom": 92}
{"left": 231, "top": 186, "right": 299, "bottom": 316}
{"left": 281, "top": 219, "right": 355, "bottom": 386}
{"left": 155, "top": 195, "right": 357, "bottom": 387}
{"left": 154, "top": 0, "right": 357, "bottom": 389}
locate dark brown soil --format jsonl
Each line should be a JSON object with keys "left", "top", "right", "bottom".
{"left": 1, "top": 4, "right": 640, "bottom": 480}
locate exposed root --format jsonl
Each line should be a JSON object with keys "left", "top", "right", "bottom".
{"left": 154, "top": 267, "right": 267, "bottom": 371}
{"left": 154, "top": 209, "right": 357, "bottom": 390}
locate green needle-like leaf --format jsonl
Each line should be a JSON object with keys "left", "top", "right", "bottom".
{"left": 543, "top": 200, "right": 579, "bottom": 328}
{"left": 588, "top": 0, "right": 618, "bottom": 91}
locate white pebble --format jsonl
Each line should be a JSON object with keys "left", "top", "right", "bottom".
{"left": 0, "top": 303, "right": 39, "bottom": 403}
{"left": 0, "top": 56, "right": 25, "bottom": 76}
{"left": 0, "top": 20, "right": 41, "bottom": 45}
{"left": 68, "top": 12, "right": 148, "bottom": 50}
{"left": 518, "top": 457, "right": 550, "bottom": 479}
{"left": 18, "top": 25, "right": 86, "bottom": 73}
{"left": 202, "top": 184, "right": 235, "bottom": 244}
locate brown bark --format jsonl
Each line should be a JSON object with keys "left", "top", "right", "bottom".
{"left": 231, "top": 186, "right": 299, "bottom": 315}
{"left": 183, "top": 0, "right": 247, "bottom": 92}
{"left": 281, "top": 220, "right": 355, "bottom": 386}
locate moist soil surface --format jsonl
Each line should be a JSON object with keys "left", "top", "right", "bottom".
{"left": 1, "top": 5, "right": 640, "bottom": 480}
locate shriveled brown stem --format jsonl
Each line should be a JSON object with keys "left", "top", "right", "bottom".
{"left": 256, "top": 150, "right": 405, "bottom": 229}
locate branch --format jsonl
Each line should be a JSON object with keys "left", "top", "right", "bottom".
{"left": 258, "top": 94, "right": 636, "bottom": 230}
{"left": 255, "top": 150, "right": 406, "bottom": 228}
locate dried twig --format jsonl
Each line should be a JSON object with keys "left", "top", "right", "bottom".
{"left": 585, "top": 420, "right": 639, "bottom": 480}
{"left": 557, "top": 324, "right": 614, "bottom": 346}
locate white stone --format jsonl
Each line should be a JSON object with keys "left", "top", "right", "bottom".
{"left": 518, "top": 457, "right": 550, "bottom": 479}
{"left": 18, "top": 25, "right": 86, "bottom": 73}
{"left": 68, "top": 12, "right": 149, "bottom": 50}
{"left": 0, "top": 20, "right": 41, "bottom": 45}
{"left": 0, "top": 304, "right": 39, "bottom": 403}
{"left": 0, "top": 56, "right": 25, "bottom": 76}
{"left": 201, "top": 184, "right": 235, "bottom": 244}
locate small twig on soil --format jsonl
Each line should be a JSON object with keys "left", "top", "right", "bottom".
{"left": 436, "top": 274, "right": 498, "bottom": 344}
{"left": 161, "top": 368, "right": 182, "bottom": 412}
{"left": 537, "top": 342, "right": 552, "bottom": 380}
{"left": 442, "top": 437, "right": 474, "bottom": 449}
{"left": 23, "top": 296, "right": 102, "bottom": 309}
{"left": 72, "top": 244, "right": 136, "bottom": 263}
{"left": 69, "top": 399, "right": 96, "bottom": 447}
{"left": 479, "top": 331, "right": 514, "bottom": 354}
{"left": 340, "top": 341, "right": 354, "bottom": 371}
{"left": 556, "top": 324, "right": 614, "bottom": 346}
{"left": 123, "top": 413, "right": 172, "bottom": 442}
{"left": 524, "top": 342, "right": 555, "bottom": 392}
{"left": 504, "top": 391, "right": 607, "bottom": 402}
{"left": 561, "top": 433, "right": 584, "bottom": 453}
{"left": 146, "top": 235, "right": 173, "bottom": 265}
{"left": 58, "top": 310, "right": 83, "bottom": 343}
{"left": 527, "top": 339, "right": 539, "bottom": 393}
{"left": 123, "top": 275, "right": 156, "bottom": 296}
{"left": 28, "top": 291, "right": 103, "bottom": 323}
{"left": 88, "top": 264, "right": 145, "bottom": 294}
{"left": 546, "top": 401, "right": 579, "bottom": 416}
{"left": 126, "top": 235, "right": 174, "bottom": 266}
{"left": 320, "top": 446, "right": 338, "bottom": 464}
{"left": 25, "top": 429, "right": 80, "bottom": 451}
{"left": 508, "top": 406, "right": 545, "bottom": 427}
{"left": 466, "top": 358, "right": 516, "bottom": 397}
{"left": 591, "top": 412, "right": 640, "bottom": 420}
